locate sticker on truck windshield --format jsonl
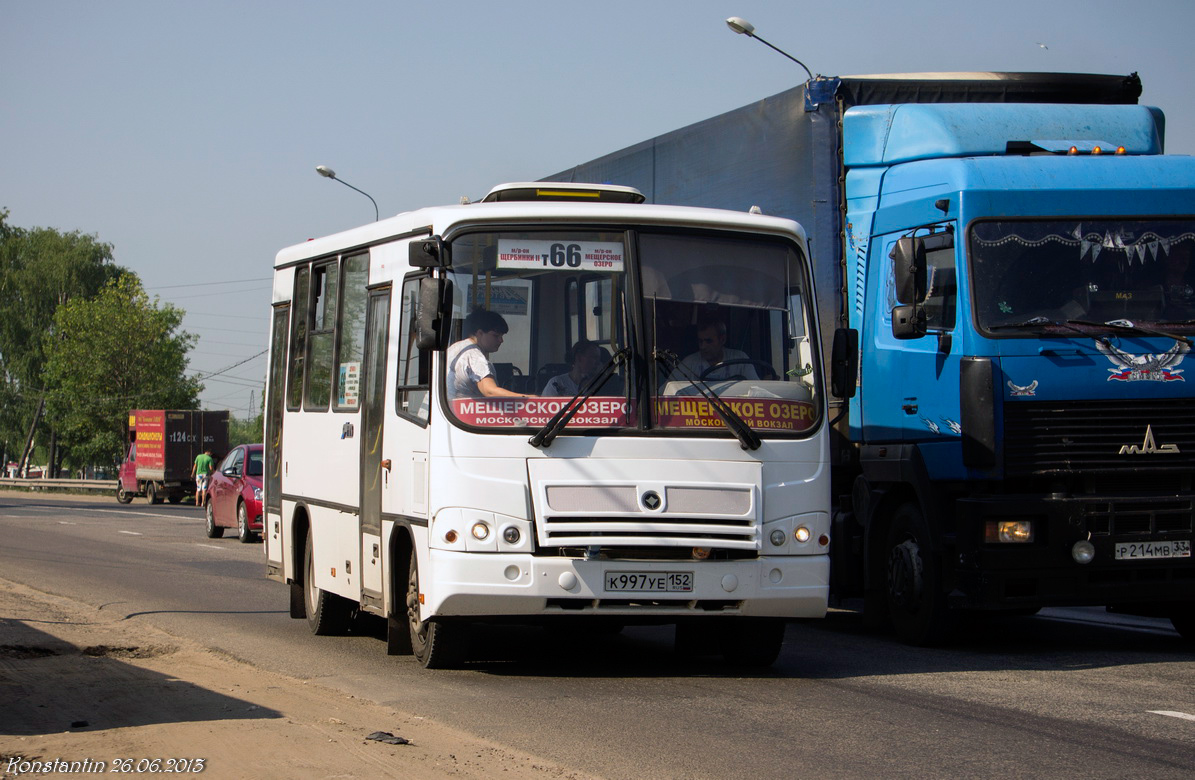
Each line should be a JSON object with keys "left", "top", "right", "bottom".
{"left": 497, "top": 240, "right": 624, "bottom": 272}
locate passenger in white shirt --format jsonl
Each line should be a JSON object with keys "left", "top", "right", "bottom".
{"left": 670, "top": 317, "right": 758, "bottom": 383}
{"left": 542, "top": 340, "right": 603, "bottom": 396}
{"left": 446, "top": 309, "right": 531, "bottom": 400}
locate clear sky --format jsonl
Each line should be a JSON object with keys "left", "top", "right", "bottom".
{"left": 6, "top": 0, "right": 1194, "bottom": 420}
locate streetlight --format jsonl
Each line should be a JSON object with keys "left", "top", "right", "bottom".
{"left": 725, "top": 16, "right": 814, "bottom": 82}
{"left": 315, "top": 165, "right": 379, "bottom": 222}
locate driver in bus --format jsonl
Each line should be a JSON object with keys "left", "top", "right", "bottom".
{"left": 542, "top": 340, "right": 602, "bottom": 396}
{"left": 670, "top": 315, "right": 758, "bottom": 382}
{"left": 446, "top": 308, "right": 532, "bottom": 400}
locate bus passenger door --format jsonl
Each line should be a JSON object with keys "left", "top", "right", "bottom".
{"left": 264, "top": 304, "right": 289, "bottom": 582}
{"left": 360, "top": 287, "right": 391, "bottom": 608}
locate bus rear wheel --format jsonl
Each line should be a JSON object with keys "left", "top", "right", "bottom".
{"left": 719, "top": 618, "right": 786, "bottom": 667}
{"left": 304, "top": 533, "right": 352, "bottom": 635}
{"left": 407, "top": 554, "right": 466, "bottom": 669}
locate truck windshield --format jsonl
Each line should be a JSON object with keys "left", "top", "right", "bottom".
{"left": 970, "top": 218, "right": 1195, "bottom": 334}
{"left": 441, "top": 228, "right": 821, "bottom": 437}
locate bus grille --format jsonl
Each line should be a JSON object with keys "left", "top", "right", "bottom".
{"left": 1004, "top": 399, "right": 1195, "bottom": 476}
{"left": 539, "top": 515, "right": 758, "bottom": 549}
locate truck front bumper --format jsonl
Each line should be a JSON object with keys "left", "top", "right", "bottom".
{"left": 952, "top": 492, "right": 1195, "bottom": 609}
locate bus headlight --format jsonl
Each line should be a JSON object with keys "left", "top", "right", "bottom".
{"left": 794, "top": 526, "right": 811, "bottom": 543}
{"left": 471, "top": 522, "right": 491, "bottom": 541}
{"left": 770, "top": 529, "right": 787, "bottom": 547}
{"left": 502, "top": 526, "right": 520, "bottom": 544}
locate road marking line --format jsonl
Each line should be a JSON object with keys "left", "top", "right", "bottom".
{"left": 72, "top": 507, "right": 190, "bottom": 520}
{"left": 1148, "top": 711, "right": 1195, "bottom": 722}
{"left": 117, "top": 530, "right": 143, "bottom": 536}
{"left": 195, "top": 544, "right": 224, "bottom": 550}
{"left": 58, "top": 521, "right": 76, "bottom": 525}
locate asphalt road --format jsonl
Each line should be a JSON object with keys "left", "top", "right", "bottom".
{"left": 2, "top": 492, "right": 1193, "bottom": 778}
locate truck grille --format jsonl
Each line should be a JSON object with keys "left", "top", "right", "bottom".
{"left": 1083, "top": 497, "right": 1195, "bottom": 537}
{"left": 1004, "top": 399, "right": 1195, "bottom": 476}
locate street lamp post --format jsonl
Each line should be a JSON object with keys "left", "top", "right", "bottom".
{"left": 315, "top": 165, "right": 380, "bottom": 222}
{"left": 725, "top": 16, "right": 814, "bottom": 82}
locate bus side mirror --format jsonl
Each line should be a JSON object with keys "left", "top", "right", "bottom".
{"left": 891, "top": 237, "right": 927, "bottom": 305}
{"left": 830, "top": 328, "right": 859, "bottom": 399}
{"left": 409, "top": 236, "right": 445, "bottom": 268}
{"left": 416, "top": 276, "right": 452, "bottom": 350}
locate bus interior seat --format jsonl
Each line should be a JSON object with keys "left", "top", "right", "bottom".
{"left": 535, "top": 363, "right": 570, "bottom": 394}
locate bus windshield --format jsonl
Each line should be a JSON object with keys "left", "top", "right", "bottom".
{"left": 971, "top": 218, "right": 1195, "bottom": 334}
{"left": 441, "top": 228, "right": 821, "bottom": 437}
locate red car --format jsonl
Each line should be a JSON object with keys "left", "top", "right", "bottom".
{"left": 205, "top": 444, "right": 264, "bottom": 543}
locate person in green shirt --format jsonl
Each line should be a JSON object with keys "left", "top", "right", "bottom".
{"left": 191, "top": 448, "right": 215, "bottom": 508}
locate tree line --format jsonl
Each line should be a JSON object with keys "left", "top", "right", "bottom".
{"left": 0, "top": 209, "right": 201, "bottom": 476}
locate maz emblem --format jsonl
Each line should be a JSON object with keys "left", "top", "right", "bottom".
{"left": 1118, "top": 425, "right": 1180, "bottom": 455}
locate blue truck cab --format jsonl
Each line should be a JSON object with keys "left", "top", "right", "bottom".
{"left": 548, "top": 73, "right": 1195, "bottom": 643}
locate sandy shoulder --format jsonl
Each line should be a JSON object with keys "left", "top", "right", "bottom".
{"left": 0, "top": 578, "right": 597, "bottom": 780}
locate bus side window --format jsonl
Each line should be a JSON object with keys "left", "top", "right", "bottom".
{"left": 286, "top": 266, "right": 310, "bottom": 411}
{"left": 397, "top": 275, "right": 431, "bottom": 423}
{"left": 334, "top": 253, "right": 369, "bottom": 411}
{"left": 305, "top": 260, "right": 339, "bottom": 410}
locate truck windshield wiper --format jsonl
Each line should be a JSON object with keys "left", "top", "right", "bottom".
{"left": 528, "top": 348, "right": 629, "bottom": 449}
{"left": 990, "top": 317, "right": 1114, "bottom": 346}
{"left": 1067, "top": 318, "right": 1192, "bottom": 347}
{"left": 654, "top": 349, "right": 761, "bottom": 451}
{"left": 989, "top": 316, "right": 1052, "bottom": 330}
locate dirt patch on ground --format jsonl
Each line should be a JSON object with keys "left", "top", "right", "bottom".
{"left": 0, "top": 578, "right": 598, "bottom": 779}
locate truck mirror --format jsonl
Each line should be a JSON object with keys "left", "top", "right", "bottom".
{"left": 416, "top": 276, "right": 452, "bottom": 350}
{"left": 830, "top": 328, "right": 859, "bottom": 399}
{"left": 891, "top": 237, "right": 927, "bottom": 305}
{"left": 892, "top": 304, "right": 928, "bottom": 340}
{"left": 409, "top": 236, "right": 445, "bottom": 268}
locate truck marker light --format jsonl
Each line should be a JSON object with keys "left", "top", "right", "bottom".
{"left": 794, "top": 526, "right": 812, "bottom": 543}
{"left": 1068, "top": 146, "right": 1079, "bottom": 155}
{"left": 471, "top": 522, "right": 491, "bottom": 541}
{"left": 1092, "top": 146, "right": 1103, "bottom": 155}
{"left": 985, "top": 520, "right": 1034, "bottom": 543}
{"left": 1116, "top": 146, "right": 1127, "bottom": 155}
{"left": 1072, "top": 540, "right": 1096, "bottom": 564}
{"left": 770, "top": 529, "right": 787, "bottom": 547}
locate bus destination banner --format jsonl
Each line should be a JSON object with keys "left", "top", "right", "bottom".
{"left": 452, "top": 396, "right": 816, "bottom": 432}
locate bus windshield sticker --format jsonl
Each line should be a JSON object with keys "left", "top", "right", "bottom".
{"left": 497, "top": 240, "right": 625, "bottom": 272}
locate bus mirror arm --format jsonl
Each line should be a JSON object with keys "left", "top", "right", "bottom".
{"left": 409, "top": 236, "right": 446, "bottom": 268}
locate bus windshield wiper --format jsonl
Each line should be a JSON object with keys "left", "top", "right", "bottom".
{"left": 1067, "top": 318, "right": 1192, "bottom": 347}
{"left": 654, "top": 349, "right": 761, "bottom": 451}
{"left": 528, "top": 348, "right": 629, "bottom": 448}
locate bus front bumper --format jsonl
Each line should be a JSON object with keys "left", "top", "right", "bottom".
{"left": 424, "top": 551, "right": 829, "bottom": 620}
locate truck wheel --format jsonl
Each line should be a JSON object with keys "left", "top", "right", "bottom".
{"left": 204, "top": 503, "right": 224, "bottom": 538}
{"left": 407, "top": 553, "right": 466, "bottom": 668}
{"left": 146, "top": 481, "right": 162, "bottom": 504}
{"left": 718, "top": 618, "right": 786, "bottom": 667}
{"left": 1169, "top": 603, "right": 1195, "bottom": 641}
{"left": 116, "top": 484, "right": 133, "bottom": 504}
{"left": 236, "top": 501, "right": 256, "bottom": 543}
{"left": 303, "top": 533, "right": 352, "bottom": 635}
{"left": 885, "top": 502, "right": 950, "bottom": 646}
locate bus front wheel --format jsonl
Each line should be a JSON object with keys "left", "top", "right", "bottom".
{"left": 407, "top": 554, "right": 466, "bottom": 669}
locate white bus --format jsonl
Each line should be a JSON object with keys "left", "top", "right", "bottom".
{"left": 264, "top": 183, "right": 830, "bottom": 668}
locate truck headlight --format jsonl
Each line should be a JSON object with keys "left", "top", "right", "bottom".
{"left": 985, "top": 520, "right": 1034, "bottom": 543}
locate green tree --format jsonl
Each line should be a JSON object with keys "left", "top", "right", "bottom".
{"left": 228, "top": 413, "right": 265, "bottom": 447}
{"left": 42, "top": 275, "right": 202, "bottom": 469}
{"left": 0, "top": 210, "right": 128, "bottom": 470}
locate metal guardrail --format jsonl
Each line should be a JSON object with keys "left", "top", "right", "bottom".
{"left": 0, "top": 477, "right": 116, "bottom": 492}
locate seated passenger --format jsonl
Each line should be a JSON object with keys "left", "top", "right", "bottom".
{"left": 446, "top": 309, "right": 531, "bottom": 400}
{"left": 542, "top": 340, "right": 602, "bottom": 396}
{"left": 670, "top": 316, "right": 758, "bottom": 383}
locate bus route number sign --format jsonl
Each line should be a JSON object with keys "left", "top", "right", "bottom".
{"left": 497, "top": 239, "right": 625, "bottom": 272}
